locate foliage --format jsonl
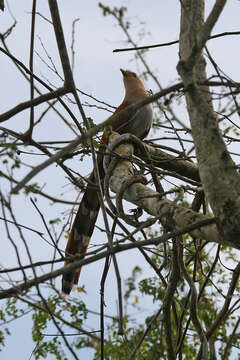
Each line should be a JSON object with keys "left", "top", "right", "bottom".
{"left": 1, "top": 1, "right": 240, "bottom": 360}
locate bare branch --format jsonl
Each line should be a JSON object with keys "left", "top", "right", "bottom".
{"left": 0, "top": 218, "right": 216, "bottom": 300}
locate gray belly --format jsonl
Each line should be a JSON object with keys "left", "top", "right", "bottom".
{"left": 121, "top": 103, "right": 153, "bottom": 138}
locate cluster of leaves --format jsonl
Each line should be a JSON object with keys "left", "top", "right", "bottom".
{"left": 1, "top": 1, "right": 240, "bottom": 359}
{"left": 31, "top": 294, "right": 87, "bottom": 359}
{"left": 90, "top": 241, "right": 239, "bottom": 359}
{"left": 0, "top": 298, "right": 27, "bottom": 351}
{"left": 98, "top": 2, "right": 127, "bottom": 19}
{"left": 1, "top": 245, "right": 239, "bottom": 359}
{"left": 0, "top": 134, "right": 21, "bottom": 171}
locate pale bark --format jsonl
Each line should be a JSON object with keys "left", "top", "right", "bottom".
{"left": 177, "top": 0, "right": 240, "bottom": 248}
{"left": 104, "top": 134, "right": 238, "bottom": 249}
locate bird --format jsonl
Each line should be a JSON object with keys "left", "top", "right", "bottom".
{"left": 62, "top": 69, "right": 153, "bottom": 295}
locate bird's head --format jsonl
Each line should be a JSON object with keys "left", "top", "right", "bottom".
{"left": 120, "top": 69, "right": 147, "bottom": 100}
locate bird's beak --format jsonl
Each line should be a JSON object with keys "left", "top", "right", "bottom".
{"left": 120, "top": 68, "right": 127, "bottom": 76}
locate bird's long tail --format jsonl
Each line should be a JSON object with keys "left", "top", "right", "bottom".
{"left": 62, "top": 172, "right": 101, "bottom": 294}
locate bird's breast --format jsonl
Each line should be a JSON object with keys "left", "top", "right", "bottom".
{"left": 120, "top": 103, "right": 153, "bottom": 139}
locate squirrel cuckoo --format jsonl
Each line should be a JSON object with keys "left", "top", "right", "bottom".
{"left": 62, "top": 69, "right": 153, "bottom": 294}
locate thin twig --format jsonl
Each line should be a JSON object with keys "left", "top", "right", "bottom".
{"left": 29, "top": 0, "right": 37, "bottom": 136}
{"left": 0, "top": 218, "right": 216, "bottom": 299}
{"left": 113, "top": 31, "right": 240, "bottom": 53}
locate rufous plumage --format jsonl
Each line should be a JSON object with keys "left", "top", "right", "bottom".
{"left": 62, "top": 69, "right": 152, "bottom": 294}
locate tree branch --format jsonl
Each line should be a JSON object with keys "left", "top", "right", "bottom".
{"left": 0, "top": 217, "right": 216, "bottom": 300}
{"left": 104, "top": 134, "right": 234, "bottom": 247}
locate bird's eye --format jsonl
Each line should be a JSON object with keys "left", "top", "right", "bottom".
{"left": 132, "top": 72, "right": 137, "bottom": 77}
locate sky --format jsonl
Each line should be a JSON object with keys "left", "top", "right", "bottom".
{"left": 0, "top": 1, "right": 240, "bottom": 359}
